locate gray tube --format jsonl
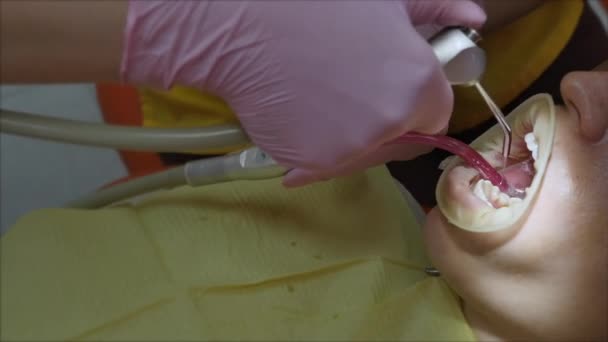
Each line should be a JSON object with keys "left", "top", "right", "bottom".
{"left": 66, "top": 166, "right": 187, "bottom": 209}
{"left": 0, "top": 109, "right": 250, "bottom": 153}
{"left": 68, "top": 148, "right": 287, "bottom": 209}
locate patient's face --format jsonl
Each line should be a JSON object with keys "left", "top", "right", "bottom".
{"left": 423, "top": 71, "right": 608, "bottom": 340}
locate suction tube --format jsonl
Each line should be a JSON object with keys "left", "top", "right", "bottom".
{"left": 389, "top": 132, "right": 512, "bottom": 194}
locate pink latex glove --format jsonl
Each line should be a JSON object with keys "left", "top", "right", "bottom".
{"left": 121, "top": 0, "right": 486, "bottom": 187}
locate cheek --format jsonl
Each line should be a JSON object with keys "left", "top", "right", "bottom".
{"left": 423, "top": 209, "right": 446, "bottom": 266}
{"left": 423, "top": 208, "right": 493, "bottom": 301}
{"left": 521, "top": 141, "right": 607, "bottom": 253}
{"left": 520, "top": 118, "right": 597, "bottom": 239}
{"left": 423, "top": 209, "right": 472, "bottom": 279}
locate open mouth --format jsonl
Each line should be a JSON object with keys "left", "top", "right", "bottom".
{"left": 435, "top": 94, "right": 557, "bottom": 232}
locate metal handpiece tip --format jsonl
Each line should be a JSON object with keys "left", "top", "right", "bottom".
{"left": 473, "top": 82, "right": 512, "bottom": 169}
{"left": 502, "top": 130, "right": 512, "bottom": 169}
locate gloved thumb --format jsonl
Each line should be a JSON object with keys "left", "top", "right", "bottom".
{"left": 405, "top": 0, "right": 486, "bottom": 28}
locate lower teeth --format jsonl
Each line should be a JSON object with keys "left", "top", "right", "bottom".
{"left": 472, "top": 179, "right": 524, "bottom": 208}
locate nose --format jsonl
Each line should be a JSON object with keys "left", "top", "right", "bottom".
{"left": 560, "top": 69, "right": 608, "bottom": 142}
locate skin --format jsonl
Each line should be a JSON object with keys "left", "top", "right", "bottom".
{"left": 424, "top": 69, "right": 608, "bottom": 341}
{"left": 0, "top": 1, "right": 127, "bottom": 83}
{"left": 0, "top": 0, "right": 539, "bottom": 84}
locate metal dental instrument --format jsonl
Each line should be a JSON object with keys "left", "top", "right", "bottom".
{"left": 473, "top": 81, "right": 512, "bottom": 168}
{"left": 429, "top": 27, "right": 512, "bottom": 168}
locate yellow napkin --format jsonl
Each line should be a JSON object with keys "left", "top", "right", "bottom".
{"left": 1, "top": 167, "right": 474, "bottom": 341}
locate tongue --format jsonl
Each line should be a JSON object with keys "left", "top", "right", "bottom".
{"left": 499, "top": 159, "right": 535, "bottom": 191}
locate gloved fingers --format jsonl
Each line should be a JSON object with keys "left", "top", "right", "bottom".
{"left": 282, "top": 85, "right": 451, "bottom": 189}
{"left": 282, "top": 142, "right": 436, "bottom": 188}
{"left": 405, "top": 0, "right": 486, "bottom": 28}
{"left": 280, "top": 46, "right": 452, "bottom": 188}
{"left": 398, "top": 52, "right": 454, "bottom": 136}
{"left": 237, "top": 47, "right": 451, "bottom": 173}
{"left": 123, "top": 0, "right": 460, "bottom": 183}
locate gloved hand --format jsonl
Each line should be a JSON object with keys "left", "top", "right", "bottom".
{"left": 121, "top": 0, "right": 486, "bottom": 187}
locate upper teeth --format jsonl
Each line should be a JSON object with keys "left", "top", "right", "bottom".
{"left": 525, "top": 132, "right": 539, "bottom": 160}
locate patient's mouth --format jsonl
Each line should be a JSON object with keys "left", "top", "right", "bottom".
{"left": 471, "top": 132, "right": 538, "bottom": 208}
{"left": 435, "top": 94, "right": 557, "bottom": 232}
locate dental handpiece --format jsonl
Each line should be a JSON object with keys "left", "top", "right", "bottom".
{"left": 428, "top": 27, "right": 512, "bottom": 169}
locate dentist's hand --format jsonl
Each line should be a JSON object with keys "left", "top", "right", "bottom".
{"left": 122, "top": 0, "right": 486, "bottom": 186}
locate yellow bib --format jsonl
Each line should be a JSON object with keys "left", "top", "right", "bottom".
{"left": 1, "top": 167, "right": 474, "bottom": 341}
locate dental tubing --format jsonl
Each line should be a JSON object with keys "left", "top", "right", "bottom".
{"left": 389, "top": 133, "right": 512, "bottom": 194}
{"left": 67, "top": 146, "right": 286, "bottom": 208}
{"left": 62, "top": 132, "right": 515, "bottom": 209}
{"left": 1, "top": 107, "right": 524, "bottom": 204}
{"left": 1, "top": 108, "right": 522, "bottom": 207}
{"left": 0, "top": 109, "right": 249, "bottom": 153}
